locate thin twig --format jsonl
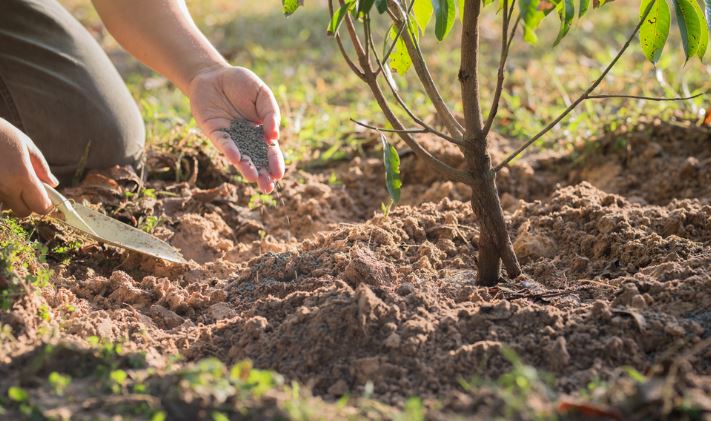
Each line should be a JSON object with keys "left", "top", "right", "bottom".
{"left": 340, "top": 0, "right": 369, "bottom": 70}
{"left": 482, "top": 0, "right": 515, "bottom": 138}
{"left": 499, "top": 285, "right": 592, "bottom": 300}
{"left": 335, "top": 35, "right": 366, "bottom": 79}
{"left": 382, "top": 22, "right": 407, "bottom": 66}
{"left": 363, "top": 9, "right": 370, "bottom": 60}
{"left": 494, "top": 0, "right": 658, "bottom": 172}
{"left": 507, "top": 0, "right": 516, "bottom": 18}
{"left": 587, "top": 92, "right": 704, "bottom": 101}
{"left": 352, "top": 119, "right": 428, "bottom": 134}
{"left": 506, "top": 14, "right": 521, "bottom": 52}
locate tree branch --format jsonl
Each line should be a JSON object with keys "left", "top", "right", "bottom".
{"left": 335, "top": 35, "right": 366, "bottom": 79}
{"left": 352, "top": 119, "right": 429, "bottom": 134}
{"left": 363, "top": 10, "right": 370, "bottom": 60}
{"left": 507, "top": 0, "right": 516, "bottom": 19}
{"left": 494, "top": 0, "right": 657, "bottom": 172}
{"left": 364, "top": 75, "right": 474, "bottom": 183}
{"left": 364, "top": 18, "right": 465, "bottom": 146}
{"left": 328, "top": 0, "right": 365, "bottom": 79}
{"left": 376, "top": 0, "right": 417, "bottom": 75}
{"left": 340, "top": 0, "right": 370, "bottom": 71}
{"left": 586, "top": 92, "right": 704, "bottom": 101}
{"left": 482, "top": 0, "right": 516, "bottom": 138}
{"left": 507, "top": 14, "right": 521, "bottom": 51}
{"left": 460, "top": 0, "right": 485, "bottom": 144}
{"left": 333, "top": 2, "right": 473, "bottom": 184}
{"left": 388, "top": 2, "right": 465, "bottom": 138}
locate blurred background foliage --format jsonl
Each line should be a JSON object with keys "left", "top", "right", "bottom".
{"left": 60, "top": 0, "right": 711, "bottom": 166}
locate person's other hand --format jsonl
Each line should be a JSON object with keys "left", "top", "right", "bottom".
{"left": 0, "top": 119, "right": 59, "bottom": 217}
{"left": 188, "top": 65, "right": 285, "bottom": 193}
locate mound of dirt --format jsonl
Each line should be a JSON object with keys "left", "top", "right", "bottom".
{"left": 3, "top": 120, "right": 711, "bottom": 418}
{"left": 568, "top": 121, "right": 711, "bottom": 205}
{"left": 173, "top": 184, "right": 708, "bottom": 405}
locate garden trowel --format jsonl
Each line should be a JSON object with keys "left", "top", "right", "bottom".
{"left": 44, "top": 184, "right": 188, "bottom": 264}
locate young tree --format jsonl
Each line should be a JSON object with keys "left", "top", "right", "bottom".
{"left": 282, "top": 0, "right": 705, "bottom": 285}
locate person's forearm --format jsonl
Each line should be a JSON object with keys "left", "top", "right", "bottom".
{"left": 92, "top": 0, "right": 227, "bottom": 93}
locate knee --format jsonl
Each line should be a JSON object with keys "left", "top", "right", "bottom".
{"left": 88, "top": 99, "right": 146, "bottom": 170}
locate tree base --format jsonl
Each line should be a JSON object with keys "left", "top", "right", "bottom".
{"left": 469, "top": 160, "right": 521, "bottom": 286}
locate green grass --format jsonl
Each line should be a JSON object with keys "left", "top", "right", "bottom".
{"left": 0, "top": 217, "right": 51, "bottom": 311}
{"left": 0, "top": 341, "right": 418, "bottom": 420}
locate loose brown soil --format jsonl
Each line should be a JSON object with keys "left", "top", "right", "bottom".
{"left": 2, "top": 120, "right": 710, "bottom": 419}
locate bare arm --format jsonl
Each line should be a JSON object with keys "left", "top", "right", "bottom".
{"left": 91, "top": 0, "right": 225, "bottom": 93}
{"left": 92, "top": 0, "right": 285, "bottom": 193}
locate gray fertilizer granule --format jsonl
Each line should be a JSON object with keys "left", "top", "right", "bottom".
{"left": 223, "top": 119, "right": 270, "bottom": 171}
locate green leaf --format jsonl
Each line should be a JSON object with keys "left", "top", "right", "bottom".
{"left": 403, "top": 397, "right": 425, "bottom": 421}
{"left": 413, "top": 0, "right": 434, "bottom": 32}
{"left": 623, "top": 366, "right": 648, "bottom": 383}
{"left": 380, "top": 201, "right": 392, "bottom": 217}
{"left": 639, "top": 0, "right": 671, "bottom": 63}
{"left": 151, "top": 412, "right": 167, "bottom": 421}
{"left": 327, "top": 0, "right": 355, "bottom": 35}
{"left": 689, "top": 0, "right": 708, "bottom": 59}
{"left": 212, "top": 413, "right": 230, "bottom": 421}
{"left": 376, "top": 0, "right": 389, "bottom": 13}
{"left": 433, "top": 0, "right": 456, "bottom": 40}
{"left": 387, "top": 22, "right": 417, "bottom": 73}
{"left": 458, "top": 0, "right": 465, "bottom": 22}
{"left": 282, "top": 0, "right": 303, "bottom": 16}
{"left": 673, "top": 0, "right": 702, "bottom": 61}
{"left": 110, "top": 369, "right": 127, "bottom": 385}
{"left": 579, "top": 0, "right": 590, "bottom": 17}
{"left": 519, "top": 0, "right": 545, "bottom": 44}
{"left": 380, "top": 134, "right": 401, "bottom": 204}
{"left": 8, "top": 387, "right": 28, "bottom": 402}
{"left": 554, "top": 0, "right": 575, "bottom": 45}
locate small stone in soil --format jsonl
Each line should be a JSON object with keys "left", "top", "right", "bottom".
{"left": 224, "top": 119, "right": 270, "bottom": 171}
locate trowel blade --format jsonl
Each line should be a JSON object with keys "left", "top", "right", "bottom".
{"left": 45, "top": 184, "right": 188, "bottom": 264}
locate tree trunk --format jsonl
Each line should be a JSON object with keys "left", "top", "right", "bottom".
{"left": 468, "top": 150, "right": 521, "bottom": 285}
{"left": 460, "top": 0, "right": 521, "bottom": 285}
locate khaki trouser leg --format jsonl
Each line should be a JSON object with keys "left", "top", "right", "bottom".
{"left": 0, "top": 0, "right": 145, "bottom": 184}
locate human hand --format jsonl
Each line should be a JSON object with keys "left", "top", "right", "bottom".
{"left": 188, "top": 65, "right": 285, "bottom": 193}
{"left": 0, "top": 119, "right": 59, "bottom": 217}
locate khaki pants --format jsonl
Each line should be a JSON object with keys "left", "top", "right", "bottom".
{"left": 0, "top": 0, "right": 145, "bottom": 184}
